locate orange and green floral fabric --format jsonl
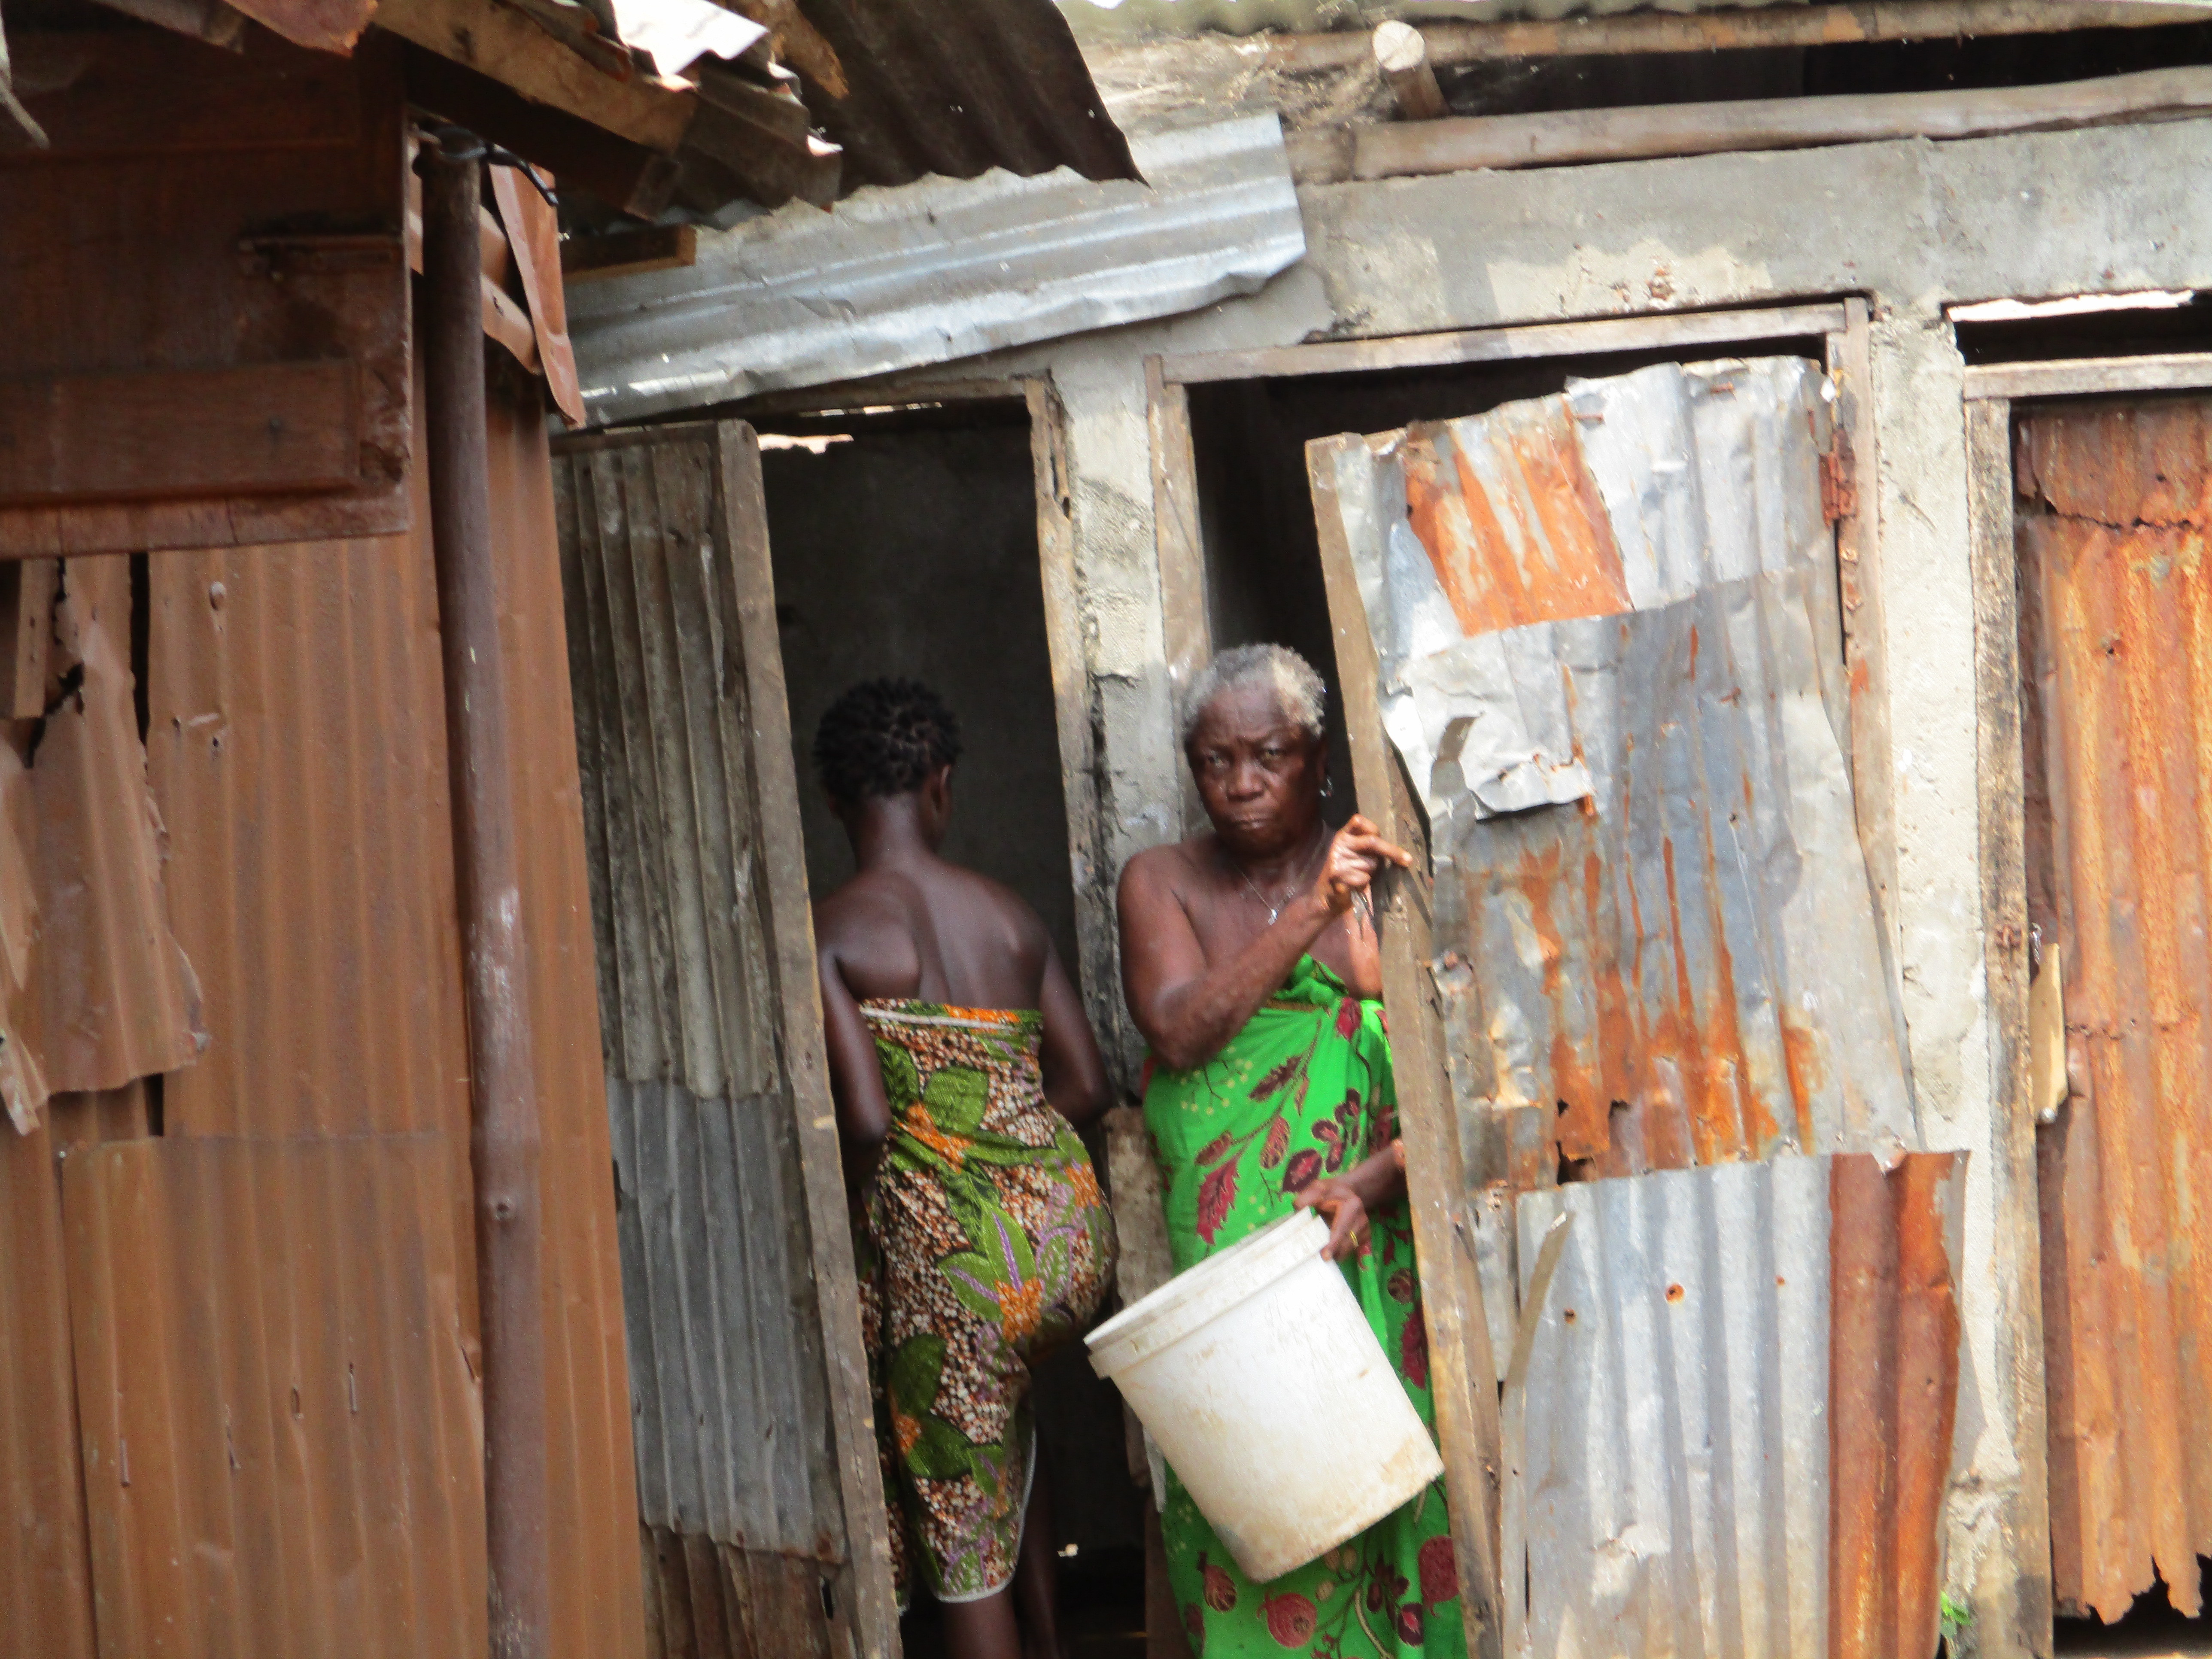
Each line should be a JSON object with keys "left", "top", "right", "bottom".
{"left": 857, "top": 1001, "right": 1116, "bottom": 1604}
{"left": 1142, "top": 955, "right": 1465, "bottom": 1658}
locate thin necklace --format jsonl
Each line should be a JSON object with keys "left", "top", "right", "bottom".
{"left": 1234, "top": 830, "right": 1326, "bottom": 926}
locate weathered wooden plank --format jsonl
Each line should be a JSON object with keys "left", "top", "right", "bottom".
{"left": 1163, "top": 304, "right": 1847, "bottom": 388}
{"left": 1964, "top": 394, "right": 2055, "bottom": 1657}
{"left": 716, "top": 421, "right": 901, "bottom": 1659}
{"left": 1353, "top": 65, "right": 2212, "bottom": 180}
{"left": 1145, "top": 356, "right": 1210, "bottom": 836}
{"left": 1963, "top": 352, "right": 2212, "bottom": 402}
{"left": 1307, "top": 431, "right": 1505, "bottom": 1659}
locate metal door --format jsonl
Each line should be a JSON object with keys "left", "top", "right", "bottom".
{"left": 552, "top": 422, "right": 899, "bottom": 1659}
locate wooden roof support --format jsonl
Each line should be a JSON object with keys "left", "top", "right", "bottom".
{"left": 1264, "top": 1, "right": 2212, "bottom": 73}
{"left": 1349, "top": 63, "right": 2212, "bottom": 181}
{"left": 1373, "top": 21, "right": 1447, "bottom": 121}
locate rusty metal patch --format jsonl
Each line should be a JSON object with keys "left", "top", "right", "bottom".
{"left": 2018, "top": 395, "right": 2212, "bottom": 1623}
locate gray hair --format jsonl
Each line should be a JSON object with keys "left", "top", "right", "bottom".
{"left": 1179, "top": 644, "right": 1327, "bottom": 744}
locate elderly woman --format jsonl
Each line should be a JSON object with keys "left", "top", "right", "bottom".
{"left": 1118, "top": 644, "right": 1462, "bottom": 1659}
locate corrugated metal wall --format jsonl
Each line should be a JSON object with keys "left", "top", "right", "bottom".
{"left": 2017, "top": 396, "right": 2212, "bottom": 1623}
{"left": 62, "top": 1133, "right": 486, "bottom": 1659}
{"left": 115, "top": 364, "right": 644, "bottom": 1659}
{"left": 552, "top": 425, "right": 856, "bottom": 1659}
{"left": 0, "top": 1115, "right": 96, "bottom": 1659}
{"left": 1510, "top": 1152, "right": 1963, "bottom": 1659}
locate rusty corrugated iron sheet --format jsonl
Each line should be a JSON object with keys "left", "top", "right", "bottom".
{"left": 1508, "top": 1151, "right": 1961, "bottom": 1659}
{"left": 1, "top": 555, "right": 204, "bottom": 1136}
{"left": 1332, "top": 358, "right": 1842, "bottom": 819}
{"left": 552, "top": 427, "right": 852, "bottom": 1647}
{"left": 135, "top": 350, "right": 642, "bottom": 1659}
{"left": 2017, "top": 396, "right": 2212, "bottom": 1623}
{"left": 1318, "top": 359, "right": 1911, "bottom": 1186}
{"left": 61, "top": 1132, "right": 487, "bottom": 1658}
{"left": 0, "top": 1115, "right": 96, "bottom": 1659}
{"left": 487, "top": 377, "right": 650, "bottom": 1659}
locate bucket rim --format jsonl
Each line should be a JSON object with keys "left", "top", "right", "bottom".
{"left": 1085, "top": 1209, "right": 1328, "bottom": 1376}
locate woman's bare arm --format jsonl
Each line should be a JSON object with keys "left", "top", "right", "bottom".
{"left": 816, "top": 922, "right": 896, "bottom": 1200}
{"left": 1119, "top": 816, "right": 1412, "bottom": 1072}
{"left": 1036, "top": 944, "right": 1112, "bottom": 1130}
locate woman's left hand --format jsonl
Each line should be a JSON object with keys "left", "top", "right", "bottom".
{"left": 1294, "top": 1176, "right": 1373, "bottom": 1261}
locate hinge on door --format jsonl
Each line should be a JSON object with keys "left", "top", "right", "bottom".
{"left": 1821, "top": 441, "right": 1858, "bottom": 525}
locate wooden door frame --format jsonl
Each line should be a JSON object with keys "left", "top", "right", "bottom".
{"left": 1149, "top": 299, "right": 1888, "bottom": 1659}
{"left": 715, "top": 377, "right": 1123, "bottom": 1073}
{"left": 1961, "top": 349, "right": 2212, "bottom": 1650}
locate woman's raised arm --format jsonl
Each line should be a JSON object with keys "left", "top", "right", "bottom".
{"left": 1119, "top": 817, "right": 1411, "bottom": 1072}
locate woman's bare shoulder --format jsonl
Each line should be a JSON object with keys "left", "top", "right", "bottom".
{"left": 1119, "top": 834, "right": 1218, "bottom": 898}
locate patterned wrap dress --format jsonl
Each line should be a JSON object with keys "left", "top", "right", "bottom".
{"left": 1142, "top": 957, "right": 1465, "bottom": 1659}
{"left": 856, "top": 1001, "right": 1117, "bottom": 1605}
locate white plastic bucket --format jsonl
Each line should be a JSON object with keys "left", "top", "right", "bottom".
{"left": 1085, "top": 1209, "right": 1445, "bottom": 1583}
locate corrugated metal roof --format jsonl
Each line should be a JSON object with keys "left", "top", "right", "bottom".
{"left": 61, "top": 1132, "right": 487, "bottom": 1659}
{"left": 1315, "top": 359, "right": 1913, "bottom": 1185}
{"left": 139, "top": 356, "right": 645, "bottom": 1659}
{"left": 1508, "top": 1151, "right": 1962, "bottom": 1659}
{"left": 2, "top": 555, "right": 204, "bottom": 1136}
{"left": 2017, "top": 396, "right": 2212, "bottom": 1623}
{"left": 789, "top": 0, "right": 1138, "bottom": 191}
{"left": 569, "top": 112, "right": 1304, "bottom": 421}
{"left": 552, "top": 428, "right": 849, "bottom": 1593}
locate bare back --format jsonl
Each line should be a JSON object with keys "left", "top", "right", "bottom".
{"left": 816, "top": 858, "right": 1050, "bottom": 1010}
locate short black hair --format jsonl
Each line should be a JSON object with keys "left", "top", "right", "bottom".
{"left": 812, "top": 678, "right": 962, "bottom": 802}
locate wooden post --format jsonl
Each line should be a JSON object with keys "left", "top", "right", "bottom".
{"left": 1373, "top": 22, "right": 1448, "bottom": 122}
{"left": 421, "top": 129, "right": 553, "bottom": 1659}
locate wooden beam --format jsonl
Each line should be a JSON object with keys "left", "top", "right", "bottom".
{"left": 1352, "top": 64, "right": 2212, "bottom": 180}
{"left": 560, "top": 224, "right": 697, "bottom": 285}
{"left": 1162, "top": 302, "right": 1849, "bottom": 387}
{"left": 1963, "top": 394, "right": 2057, "bottom": 1655}
{"left": 1144, "top": 355, "right": 1211, "bottom": 837}
{"left": 377, "top": 0, "right": 696, "bottom": 154}
{"left": 404, "top": 45, "right": 681, "bottom": 220}
{"left": 1827, "top": 299, "right": 1908, "bottom": 1053}
{"left": 0, "top": 362, "right": 359, "bottom": 504}
{"left": 717, "top": 419, "right": 903, "bottom": 1659}
{"left": 1262, "top": 1, "right": 2212, "bottom": 72}
{"left": 1374, "top": 22, "right": 1448, "bottom": 122}
{"left": 1963, "top": 350, "right": 2212, "bottom": 401}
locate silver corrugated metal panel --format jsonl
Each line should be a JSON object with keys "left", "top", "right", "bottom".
{"left": 611, "top": 1079, "right": 844, "bottom": 1559}
{"left": 570, "top": 113, "right": 1304, "bottom": 422}
{"left": 1430, "top": 565, "right": 1914, "bottom": 1175}
{"left": 1330, "top": 357, "right": 1838, "bottom": 818}
{"left": 1507, "top": 1152, "right": 1966, "bottom": 1659}
{"left": 553, "top": 429, "right": 846, "bottom": 1565}
{"left": 1514, "top": 1156, "right": 1831, "bottom": 1659}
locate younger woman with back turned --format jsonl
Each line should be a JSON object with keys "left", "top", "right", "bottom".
{"left": 813, "top": 678, "right": 1117, "bottom": 1659}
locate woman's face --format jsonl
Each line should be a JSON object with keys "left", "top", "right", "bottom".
{"left": 1185, "top": 683, "right": 1326, "bottom": 858}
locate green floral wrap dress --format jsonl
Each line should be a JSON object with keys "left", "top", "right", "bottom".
{"left": 856, "top": 1001, "right": 1117, "bottom": 1606}
{"left": 1142, "top": 957, "right": 1465, "bottom": 1659}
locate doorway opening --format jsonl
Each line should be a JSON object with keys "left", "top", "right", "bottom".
{"left": 748, "top": 395, "right": 1146, "bottom": 1659}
